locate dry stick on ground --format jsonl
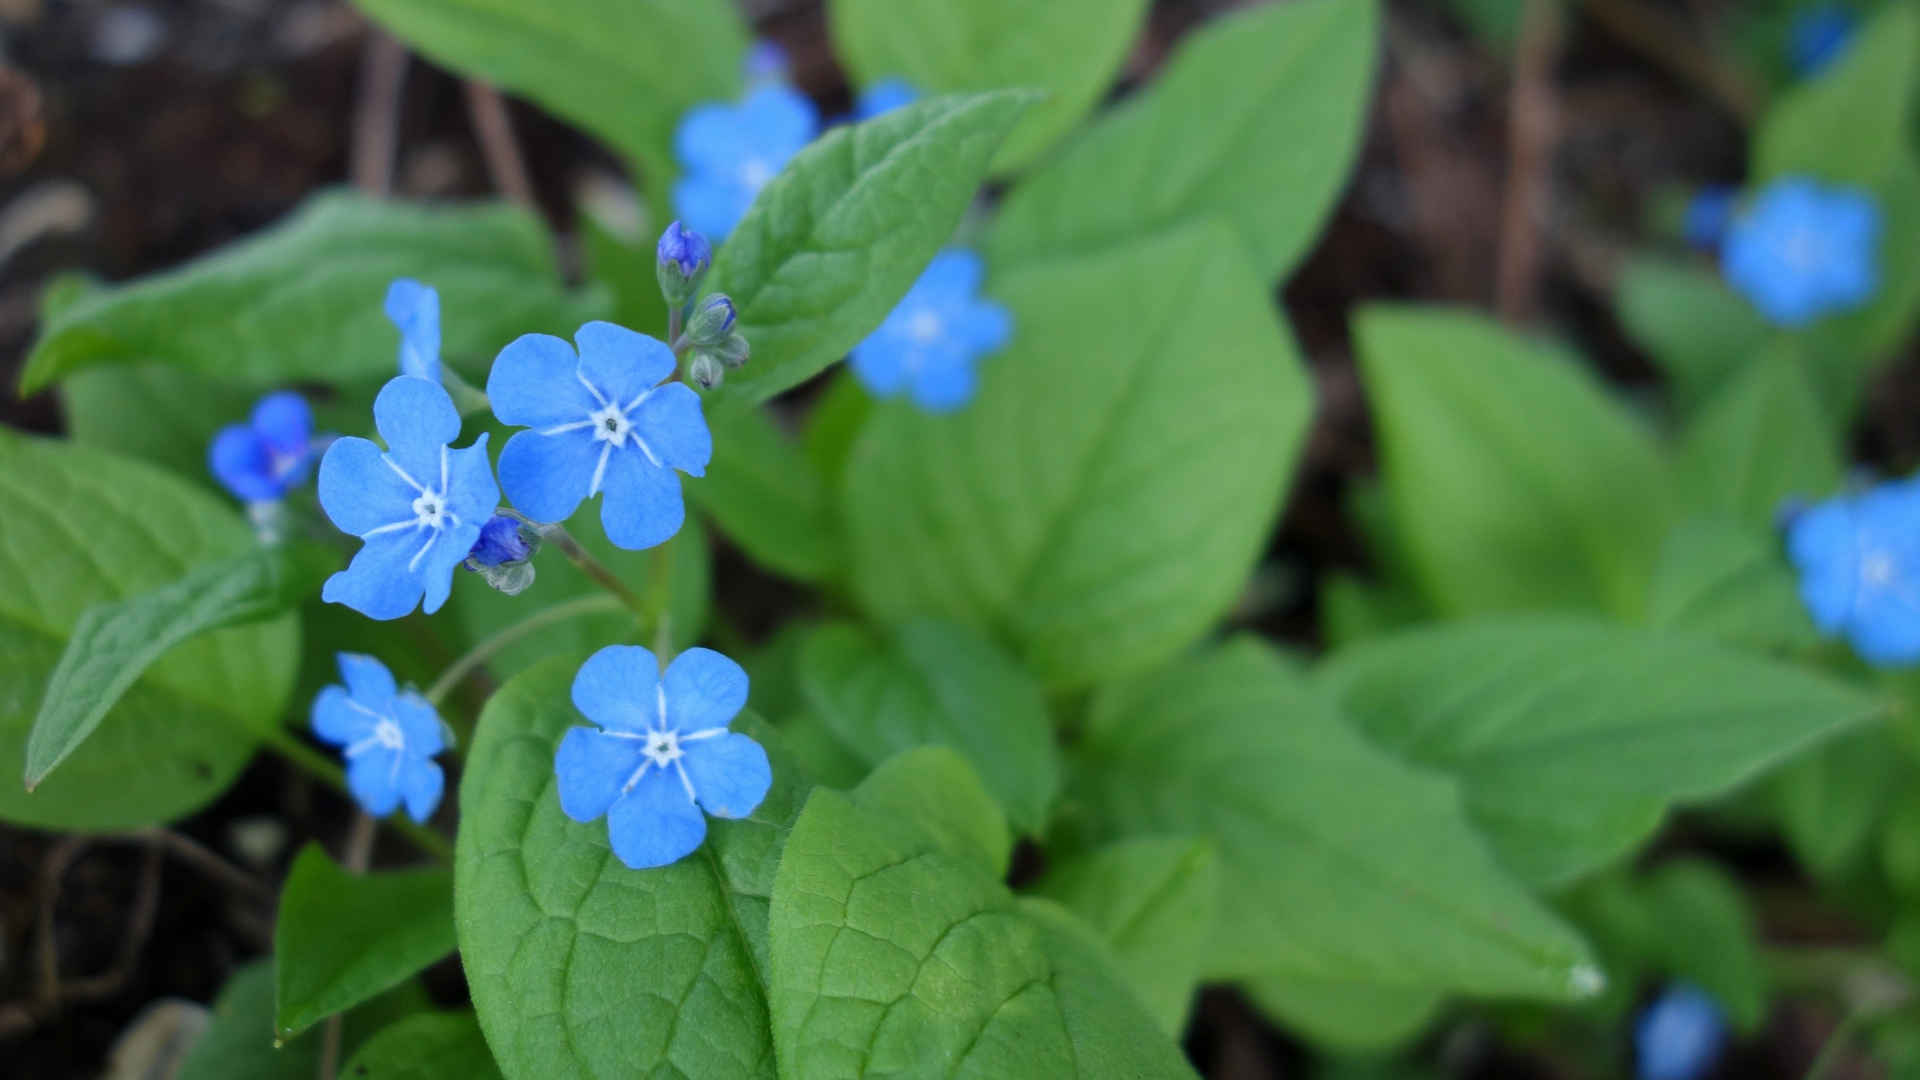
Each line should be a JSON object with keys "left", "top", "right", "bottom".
{"left": 351, "top": 31, "right": 409, "bottom": 196}
{"left": 466, "top": 82, "right": 538, "bottom": 209}
{"left": 1577, "top": 0, "right": 1762, "bottom": 125}
{"left": 1495, "top": 0, "right": 1563, "bottom": 324}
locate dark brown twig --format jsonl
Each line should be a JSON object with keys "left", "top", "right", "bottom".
{"left": 351, "top": 31, "right": 409, "bottom": 196}
{"left": 465, "top": 81, "right": 536, "bottom": 208}
{"left": 1496, "top": 0, "right": 1562, "bottom": 324}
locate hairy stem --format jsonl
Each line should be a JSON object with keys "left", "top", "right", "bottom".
{"left": 533, "top": 521, "right": 650, "bottom": 618}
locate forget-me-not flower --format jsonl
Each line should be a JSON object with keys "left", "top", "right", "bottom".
{"left": 1634, "top": 984, "right": 1727, "bottom": 1080}
{"left": 554, "top": 645, "right": 771, "bottom": 869}
{"left": 318, "top": 376, "right": 498, "bottom": 619}
{"left": 1786, "top": 475, "right": 1920, "bottom": 665}
{"left": 1790, "top": 5, "right": 1856, "bottom": 77}
{"left": 210, "top": 391, "right": 318, "bottom": 503}
{"left": 488, "top": 321, "right": 710, "bottom": 551}
{"left": 855, "top": 77, "right": 919, "bottom": 120}
{"left": 850, "top": 249, "right": 1011, "bottom": 413}
{"left": 673, "top": 83, "right": 819, "bottom": 240}
{"left": 743, "top": 40, "right": 789, "bottom": 84}
{"left": 385, "top": 279, "right": 441, "bottom": 383}
{"left": 1722, "top": 178, "right": 1880, "bottom": 327}
{"left": 312, "top": 652, "right": 447, "bottom": 822}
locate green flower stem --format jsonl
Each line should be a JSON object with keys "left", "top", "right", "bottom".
{"left": 532, "top": 521, "right": 650, "bottom": 618}
{"left": 425, "top": 592, "right": 628, "bottom": 707}
{"left": 258, "top": 727, "right": 453, "bottom": 862}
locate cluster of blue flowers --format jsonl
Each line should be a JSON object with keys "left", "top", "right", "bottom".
{"left": 1682, "top": 177, "right": 1881, "bottom": 327}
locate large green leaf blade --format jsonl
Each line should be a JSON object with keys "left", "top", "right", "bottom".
{"left": 1614, "top": 254, "right": 1773, "bottom": 411}
{"left": 706, "top": 90, "right": 1035, "bottom": 403}
{"left": 986, "top": 0, "right": 1379, "bottom": 282}
{"left": 1071, "top": 637, "right": 1597, "bottom": 998}
{"left": 274, "top": 845, "right": 456, "bottom": 1038}
{"left": 1752, "top": 2, "right": 1917, "bottom": 186}
{"left": 844, "top": 223, "right": 1311, "bottom": 689}
{"left": 179, "top": 962, "right": 427, "bottom": 1080}
{"left": 343, "top": 1012, "right": 504, "bottom": 1080}
{"left": 1317, "top": 615, "right": 1883, "bottom": 885}
{"left": 685, "top": 402, "right": 840, "bottom": 583}
{"left": 1676, "top": 342, "right": 1841, "bottom": 527}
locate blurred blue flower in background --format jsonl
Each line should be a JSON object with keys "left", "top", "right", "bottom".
{"left": 1787, "top": 475, "right": 1920, "bottom": 666}
{"left": 385, "top": 278, "right": 441, "bottom": 383}
{"left": 554, "top": 645, "right": 771, "bottom": 869}
{"left": 312, "top": 653, "right": 446, "bottom": 822}
{"left": 1790, "top": 5, "right": 1856, "bottom": 77}
{"left": 855, "top": 77, "right": 919, "bottom": 120}
{"left": 1635, "top": 984, "right": 1727, "bottom": 1080}
{"left": 742, "top": 39, "right": 789, "bottom": 84}
{"left": 1682, "top": 185, "right": 1736, "bottom": 251}
{"left": 673, "top": 84, "right": 819, "bottom": 240}
{"left": 318, "top": 376, "right": 497, "bottom": 619}
{"left": 210, "top": 391, "right": 317, "bottom": 503}
{"left": 851, "top": 249, "right": 1010, "bottom": 413}
{"left": 1722, "top": 178, "right": 1879, "bottom": 327}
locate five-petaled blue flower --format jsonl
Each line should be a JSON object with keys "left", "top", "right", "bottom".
{"left": 318, "top": 377, "right": 498, "bottom": 619}
{"left": 488, "top": 321, "right": 710, "bottom": 551}
{"left": 1722, "top": 178, "right": 1880, "bottom": 327}
{"left": 554, "top": 645, "right": 771, "bottom": 869}
{"left": 1790, "top": 5, "right": 1855, "bottom": 77}
{"left": 673, "top": 83, "right": 819, "bottom": 241}
{"left": 850, "top": 249, "right": 1011, "bottom": 413}
{"left": 1635, "top": 983, "right": 1727, "bottom": 1080}
{"left": 385, "top": 279, "right": 441, "bottom": 383}
{"left": 210, "top": 391, "right": 317, "bottom": 503}
{"left": 1786, "top": 476, "right": 1920, "bottom": 666}
{"left": 855, "top": 77, "right": 919, "bottom": 120}
{"left": 312, "top": 653, "right": 447, "bottom": 822}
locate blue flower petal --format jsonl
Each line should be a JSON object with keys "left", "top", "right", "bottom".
{"left": 606, "top": 765, "right": 707, "bottom": 869}
{"left": 323, "top": 529, "right": 430, "bottom": 621}
{"left": 576, "top": 321, "right": 675, "bottom": 407}
{"left": 385, "top": 279, "right": 442, "bottom": 382}
{"left": 661, "top": 647, "right": 749, "bottom": 732}
{"left": 911, "top": 359, "right": 977, "bottom": 414}
{"left": 741, "top": 83, "right": 819, "bottom": 157}
{"left": 629, "top": 383, "right": 711, "bottom": 476}
{"left": 960, "top": 301, "right": 1012, "bottom": 353}
{"left": 487, "top": 333, "right": 599, "bottom": 428}
{"left": 676, "top": 102, "right": 753, "bottom": 175}
{"left": 392, "top": 693, "right": 445, "bottom": 755}
{"left": 554, "top": 726, "right": 647, "bottom": 821}
{"left": 444, "top": 436, "right": 499, "bottom": 526}
{"left": 311, "top": 685, "right": 372, "bottom": 746}
{"left": 600, "top": 449, "right": 686, "bottom": 551}
{"left": 498, "top": 428, "right": 600, "bottom": 524}
{"left": 571, "top": 644, "right": 661, "bottom": 733}
{"left": 210, "top": 424, "right": 280, "bottom": 502}
{"left": 419, "top": 519, "right": 483, "bottom": 616}
{"left": 855, "top": 77, "right": 919, "bottom": 120}
{"left": 372, "top": 376, "right": 462, "bottom": 483}
{"left": 251, "top": 391, "right": 313, "bottom": 459}
{"left": 346, "top": 747, "right": 405, "bottom": 817}
{"left": 673, "top": 175, "right": 751, "bottom": 241}
{"left": 317, "top": 436, "right": 417, "bottom": 535}
{"left": 848, "top": 343, "right": 908, "bottom": 396}
{"left": 399, "top": 756, "right": 445, "bottom": 823}
{"left": 338, "top": 652, "right": 398, "bottom": 703}
{"left": 920, "top": 249, "right": 985, "bottom": 300}
{"left": 683, "top": 732, "right": 770, "bottom": 819}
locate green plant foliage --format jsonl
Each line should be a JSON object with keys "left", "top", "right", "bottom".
{"left": 686, "top": 402, "right": 839, "bottom": 584}
{"left": 342, "top": 1011, "right": 504, "bottom": 1080}
{"left": 178, "top": 962, "right": 428, "bottom": 1080}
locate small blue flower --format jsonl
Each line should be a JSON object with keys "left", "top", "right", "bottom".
{"left": 209, "top": 391, "right": 317, "bottom": 503}
{"left": 855, "top": 77, "right": 919, "bottom": 120}
{"left": 673, "top": 83, "right": 819, "bottom": 241}
{"left": 1682, "top": 185, "right": 1736, "bottom": 251}
{"left": 487, "top": 322, "right": 710, "bottom": 551}
{"left": 467, "top": 513, "right": 533, "bottom": 568}
{"left": 385, "top": 279, "right": 441, "bottom": 383}
{"left": 743, "top": 40, "right": 789, "bottom": 84}
{"left": 1787, "top": 476, "right": 1920, "bottom": 665}
{"left": 311, "top": 653, "right": 446, "bottom": 822}
{"left": 1790, "top": 5, "right": 1855, "bottom": 77}
{"left": 317, "top": 376, "right": 498, "bottom": 619}
{"left": 850, "top": 249, "right": 1011, "bottom": 413}
{"left": 554, "top": 645, "right": 771, "bottom": 869}
{"left": 657, "top": 221, "right": 712, "bottom": 280}
{"left": 1722, "top": 178, "right": 1880, "bottom": 327}
{"left": 1635, "top": 983, "right": 1727, "bottom": 1080}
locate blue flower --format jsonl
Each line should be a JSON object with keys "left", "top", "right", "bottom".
{"left": 385, "top": 279, "right": 441, "bottom": 383}
{"left": 209, "top": 391, "right": 317, "bottom": 503}
{"left": 743, "top": 39, "right": 789, "bottom": 83}
{"left": 1786, "top": 476, "right": 1920, "bottom": 665}
{"left": 855, "top": 77, "right": 919, "bottom": 120}
{"left": 1682, "top": 185, "right": 1735, "bottom": 251}
{"left": 317, "top": 376, "right": 498, "bottom": 620}
{"left": 487, "top": 321, "right": 710, "bottom": 551}
{"left": 311, "top": 653, "right": 446, "bottom": 822}
{"left": 1722, "top": 178, "right": 1879, "bottom": 327}
{"left": 467, "top": 513, "right": 533, "bottom": 568}
{"left": 1790, "top": 5, "right": 1855, "bottom": 77}
{"left": 673, "top": 83, "right": 819, "bottom": 241}
{"left": 850, "top": 249, "right": 1011, "bottom": 413}
{"left": 554, "top": 645, "right": 771, "bottom": 869}
{"left": 1635, "top": 984, "right": 1727, "bottom": 1080}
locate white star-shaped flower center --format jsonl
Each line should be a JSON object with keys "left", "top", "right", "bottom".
{"left": 542, "top": 372, "right": 664, "bottom": 500}
{"left": 361, "top": 447, "right": 462, "bottom": 572}
{"left": 740, "top": 157, "right": 774, "bottom": 193}
{"left": 1781, "top": 225, "right": 1824, "bottom": 272}
{"left": 589, "top": 402, "right": 632, "bottom": 448}
{"left": 643, "top": 729, "right": 683, "bottom": 767}
{"left": 1862, "top": 550, "right": 1897, "bottom": 588}
{"left": 411, "top": 490, "right": 447, "bottom": 528}
{"left": 345, "top": 712, "right": 407, "bottom": 759}
{"left": 906, "top": 308, "right": 944, "bottom": 345}
{"left": 609, "top": 684, "right": 733, "bottom": 801}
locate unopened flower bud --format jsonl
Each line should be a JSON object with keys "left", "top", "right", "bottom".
{"left": 709, "top": 332, "right": 750, "bottom": 369}
{"left": 685, "top": 294, "right": 737, "bottom": 346}
{"left": 655, "top": 221, "right": 711, "bottom": 308}
{"left": 688, "top": 352, "right": 724, "bottom": 390}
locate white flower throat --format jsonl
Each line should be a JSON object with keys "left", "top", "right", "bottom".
{"left": 541, "top": 371, "right": 663, "bottom": 500}
{"left": 361, "top": 447, "right": 461, "bottom": 573}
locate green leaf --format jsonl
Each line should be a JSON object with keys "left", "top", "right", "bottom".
{"left": 1676, "top": 342, "right": 1840, "bottom": 526}
{"left": 768, "top": 786, "right": 1201, "bottom": 1079}
{"left": 1752, "top": 3, "right": 1917, "bottom": 186}
{"left": 851, "top": 746, "right": 1010, "bottom": 879}
{"left": 1614, "top": 254, "right": 1773, "bottom": 411}
{"left": 1795, "top": 154, "right": 1920, "bottom": 409}
{"left": 26, "top": 544, "right": 327, "bottom": 791}
{"left": 0, "top": 434, "right": 298, "bottom": 829}
{"left": 706, "top": 90, "right": 1035, "bottom": 403}
{"left": 274, "top": 844, "right": 456, "bottom": 1038}
{"left": 22, "top": 192, "right": 606, "bottom": 394}
{"left": 686, "top": 401, "right": 839, "bottom": 583}
{"left": 455, "top": 659, "right": 805, "bottom": 1079}
{"left": 828, "top": 0, "right": 1148, "bottom": 173}
{"left": 179, "top": 961, "right": 427, "bottom": 1080}
{"left": 1032, "top": 836, "right": 1218, "bottom": 1035}
{"left": 1317, "top": 614, "right": 1883, "bottom": 886}
{"left": 343, "top": 1012, "right": 503, "bottom": 1080}
{"left": 1643, "top": 517, "right": 1818, "bottom": 653}
{"left": 1770, "top": 724, "right": 1903, "bottom": 882}
{"left": 1071, "top": 637, "right": 1595, "bottom": 997}
{"left": 986, "top": 0, "right": 1379, "bottom": 282}
{"left": 795, "top": 619, "right": 1058, "bottom": 832}
{"left": 1242, "top": 975, "right": 1441, "bottom": 1053}
{"left": 1355, "top": 305, "right": 1673, "bottom": 619}
{"left": 844, "top": 223, "right": 1312, "bottom": 689}
{"left": 353, "top": 0, "right": 744, "bottom": 185}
